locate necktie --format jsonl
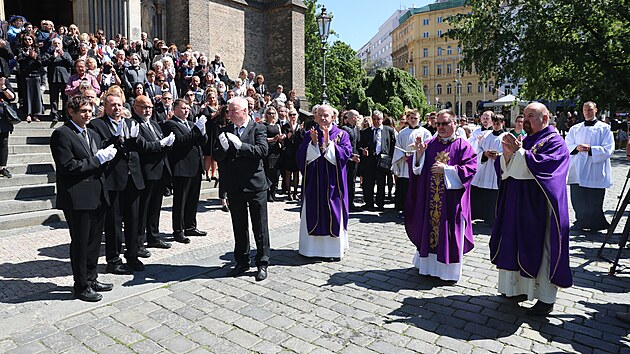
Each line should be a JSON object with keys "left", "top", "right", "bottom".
{"left": 81, "top": 130, "right": 89, "bottom": 147}
{"left": 235, "top": 126, "right": 243, "bottom": 138}
{"left": 145, "top": 122, "right": 158, "bottom": 140}
{"left": 374, "top": 128, "right": 382, "bottom": 155}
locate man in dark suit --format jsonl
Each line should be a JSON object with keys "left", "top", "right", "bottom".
{"left": 214, "top": 97, "right": 270, "bottom": 281}
{"left": 132, "top": 95, "right": 175, "bottom": 254}
{"left": 41, "top": 37, "right": 72, "bottom": 122}
{"left": 88, "top": 93, "right": 146, "bottom": 274}
{"left": 50, "top": 95, "right": 117, "bottom": 302}
{"left": 359, "top": 110, "right": 396, "bottom": 211}
{"left": 153, "top": 91, "right": 173, "bottom": 124}
{"left": 341, "top": 110, "right": 361, "bottom": 211}
{"left": 162, "top": 98, "right": 208, "bottom": 243}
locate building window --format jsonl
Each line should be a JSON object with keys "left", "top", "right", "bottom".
{"left": 466, "top": 101, "right": 473, "bottom": 117}
{"left": 423, "top": 48, "right": 428, "bottom": 57}
{"left": 437, "top": 30, "right": 443, "bottom": 37}
{"left": 446, "top": 63, "right": 452, "bottom": 74}
{"left": 436, "top": 84, "right": 442, "bottom": 95}
{"left": 467, "top": 82, "right": 473, "bottom": 93}
{"left": 488, "top": 81, "right": 495, "bottom": 93}
{"left": 447, "top": 84, "right": 452, "bottom": 94}
{"left": 438, "top": 16, "right": 443, "bottom": 23}
{"left": 478, "top": 82, "right": 483, "bottom": 93}
{"left": 436, "top": 64, "right": 443, "bottom": 75}
{"left": 456, "top": 83, "right": 461, "bottom": 94}
{"left": 423, "top": 85, "right": 429, "bottom": 95}
{"left": 423, "top": 32, "right": 429, "bottom": 38}
{"left": 409, "top": 66, "right": 415, "bottom": 77}
{"left": 423, "top": 18, "right": 429, "bottom": 25}
{"left": 437, "top": 47, "right": 443, "bottom": 56}
{"left": 423, "top": 65, "right": 429, "bottom": 76}
{"left": 447, "top": 46, "right": 452, "bottom": 55}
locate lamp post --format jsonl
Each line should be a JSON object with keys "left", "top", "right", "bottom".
{"left": 317, "top": 6, "right": 332, "bottom": 105}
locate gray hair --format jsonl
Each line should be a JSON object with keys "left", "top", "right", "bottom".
{"left": 228, "top": 96, "right": 248, "bottom": 111}
{"left": 371, "top": 110, "right": 384, "bottom": 119}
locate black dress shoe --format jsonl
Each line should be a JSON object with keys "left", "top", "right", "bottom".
{"left": 106, "top": 263, "right": 134, "bottom": 275}
{"left": 91, "top": 280, "right": 113, "bottom": 292}
{"left": 163, "top": 188, "right": 172, "bottom": 197}
{"left": 0, "top": 168, "right": 12, "bottom": 178}
{"left": 127, "top": 259, "right": 145, "bottom": 271}
{"left": 375, "top": 206, "right": 385, "bottom": 211}
{"left": 75, "top": 287, "right": 102, "bottom": 302}
{"left": 227, "top": 263, "right": 250, "bottom": 277}
{"left": 147, "top": 239, "right": 172, "bottom": 249}
{"left": 173, "top": 232, "right": 190, "bottom": 244}
{"left": 361, "top": 204, "right": 375, "bottom": 211}
{"left": 499, "top": 294, "right": 528, "bottom": 303}
{"left": 137, "top": 247, "right": 151, "bottom": 258}
{"left": 184, "top": 228, "right": 207, "bottom": 236}
{"left": 526, "top": 300, "right": 554, "bottom": 316}
{"left": 221, "top": 205, "right": 230, "bottom": 212}
{"left": 255, "top": 266, "right": 268, "bottom": 281}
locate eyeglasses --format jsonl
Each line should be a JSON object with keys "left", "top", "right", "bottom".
{"left": 162, "top": 97, "right": 172, "bottom": 101}
{"left": 515, "top": 120, "right": 524, "bottom": 123}
{"left": 186, "top": 93, "right": 195, "bottom": 97}
{"left": 435, "top": 121, "right": 453, "bottom": 127}
{"left": 84, "top": 96, "right": 96, "bottom": 99}
{"left": 267, "top": 112, "right": 276, "bottom": 115}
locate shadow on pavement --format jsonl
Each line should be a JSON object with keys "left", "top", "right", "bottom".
{"left": 0, "top": 279, "right": 73, "bottom": 303}
{"left": 122, "top": 263, "right": 232, "bottom": 287}
{"left": 326, "top": 268, "right": 452, "bottom": 292}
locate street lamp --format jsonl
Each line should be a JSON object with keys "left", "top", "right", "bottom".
{"left": 317, "top": 6, "right": 332, "bottom": 105}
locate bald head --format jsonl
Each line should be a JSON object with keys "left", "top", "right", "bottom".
{"left": 523, "top": 102, "right": 549, "bottom": 135}
{"left": 133, "top": 95, "right": 154, "bottom": 120}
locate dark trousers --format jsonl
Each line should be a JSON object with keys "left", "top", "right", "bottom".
{"left": 49, "top": 82, "right": 68, "bottom": 119}
{"left": 228, "top": 189, "right": 270, "bottom": 267}
{"left": 346, "top": 161, "right": 357, "bottom": 206}
{"left": 395, "top": 177, "right": 409, "bottom": 212}
{"left": 570, "top": 184, "right": 610, "bottom": 230}
{"left": 105, "top": 180, "right": 140, "bottom": 264}
{"left": 138, "top": 177, "right": 165, "bottom": 244}
{"left": 0, "top": 131, "right": 8, "bottom": 166}
{"left": 470, "top": 186, "right": 498, "bottom": 225}
{"left": 64, "top": 205, "right": 106, "bottom": 291}
{"left": 172, "top": 170, "right": 202, "bottom": 232}
{"left": 363, "top": 159, "right": 387, "bottom": 207}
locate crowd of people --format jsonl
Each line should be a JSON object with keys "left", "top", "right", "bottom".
{"left": 0, "top": 16, "right": 625, "bottom": 321}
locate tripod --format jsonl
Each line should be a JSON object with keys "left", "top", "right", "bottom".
{"left": 598, "top": 169, "right": 630, "bottom": 274}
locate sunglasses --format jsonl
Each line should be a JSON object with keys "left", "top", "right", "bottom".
{"left": 435, "top": 121, "right": 453, "bottom": 127}
{"left": 289, "top": 113, "right": 297, "bottom": 116}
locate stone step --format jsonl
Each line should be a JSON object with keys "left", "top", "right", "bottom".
{"left": 12, "top": 121, "right": 57, "bottom": 130}
{"left": 0, "top": 173, "right": 55, "bottom": 189}
{"left": 10, "top": 128, "right": 55, "bottom": 137}
{"left": 0, "top": 186, "right": 219, "bottom": 230}
{"left": 8, "top": 153, "right": 54, "bottom": 165}
{"left": 0, "top": 183, "right": 56, "bottom": 200}
{"left": 0, "top": 196, "right": 56, "bottom": 216}
{"left": 5, "top": 163, "right": 55, "bottom": 175}
{"left": 8, "top": 144, "right": 51, "bottom": 154}
{"left": 8, "top": 136, "right": 50, "bottom": 145}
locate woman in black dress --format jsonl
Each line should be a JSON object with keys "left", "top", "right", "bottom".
{"left": 263, "top": 106, "right": 285, "bottom": 202}
{"left": 281, "top": 108, "right": 303, "bottom": 200}
{"left": 206, "top": 105, "right": 230, "bottom": 212}
{"left": 200, "top": 88, "right": 220, "bottom": 182}
{"left": 16, "top": 33, "right": 43, "bottom": 122}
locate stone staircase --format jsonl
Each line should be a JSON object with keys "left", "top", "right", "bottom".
{"left": 0, "top": 77, "right": 218, "bottom": 230}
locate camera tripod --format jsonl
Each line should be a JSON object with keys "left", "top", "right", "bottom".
{"left": 598, "top": 169, "right": 630, "bottom": 275}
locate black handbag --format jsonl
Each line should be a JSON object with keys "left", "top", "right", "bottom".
{"left": 377, "top": 153, "right": 392, "bottom": 171}
{"left": 2, "top": 102, "right": 20, "bottom": 125}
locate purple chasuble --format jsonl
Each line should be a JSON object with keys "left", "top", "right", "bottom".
{"left": 405, "top": 137, "right": 477, "bottom": 264}
{"left": 297, "top": 125, "right": 352, "bottom": 236}
{"left": 490, "top": 125, "right": 572, "bottom": 288}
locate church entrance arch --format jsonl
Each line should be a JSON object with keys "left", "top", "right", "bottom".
{"left": 5, "top": 0, "right": 73, "bottom": 29}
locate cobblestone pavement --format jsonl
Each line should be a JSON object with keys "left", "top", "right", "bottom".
{"left": 0, "top": 153, "right": 629, "bottom": 353}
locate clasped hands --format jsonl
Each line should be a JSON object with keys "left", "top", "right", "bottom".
{"left": 501, "top": 133, "right": 522, "bottom": 160}
{"left": 310, "top": 126, "right": 329, "bottom": 148}
{"left": 576, "top": 143, "right": 591, "bottom": 152}
{"left": 219, "top": 131, "right": 242, "bottom": 151}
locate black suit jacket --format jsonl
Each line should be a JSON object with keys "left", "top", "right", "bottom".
{"left": 341, "top": 124, "right": 360, "bottom": 155}
{"left": 213, "top": 120, "right": 269, "bottom": 193}
{"left": 88, "top": 116, "right": 146, "bottom": 191}
{"left": 41, "top": 51, "right": 73, "bottom": 84}
{"left": 162, "top": 116, "right": 207, "bottom": 177}
{"left": 359, "top": 125, "right": 395, "bottom": 159}
{"left": 50, "top": 123, "right": 109, "bottom": 210}
{"left": 131, "top": 113, "right": 171, "bottom": 181}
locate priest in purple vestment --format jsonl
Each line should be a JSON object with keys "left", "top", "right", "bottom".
{"left": 296, "top": 105, "right": 352, "bottom": 259}
{"left": 490, "top": 102, "right": 572, "bottom": 316}
{"left": 405, "top": 109, "right": 477, "bottom": 281}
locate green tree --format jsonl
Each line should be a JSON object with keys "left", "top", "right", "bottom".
{"left": 304, "top": 0, "right": 322, "bottom": 106}
{"left": 447, "top": 0, "right": 630, "bottom": 109}
{"left": 365, "top": 67, "right": 430, "bottom": 116}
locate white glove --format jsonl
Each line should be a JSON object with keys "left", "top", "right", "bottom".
{"left": 225, "top": 132, "right": 242, "bottom": 150}
{"left": 114, "top": 121, "right": 124, "bottom": 137}
{"left": 219, "top": 132, "right": 229, "bottom": 150}
{"left": 95, "top": 144, "right": 117, "bottom": 164}
{"left": 160, "top": 132, "right": 175, "bottom": 147}
{"left": 194, "top": 115, "right": 207, "bottom": 135}
{"left": 130, "top": 121, "right": 139, "bottom": 138}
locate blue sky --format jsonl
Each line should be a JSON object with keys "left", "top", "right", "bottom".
{"left": 317, "top": 0, "right": 434, "bottom": 51}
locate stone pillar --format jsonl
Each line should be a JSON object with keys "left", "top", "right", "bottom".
{"left": 128, "top": 0, "right": 142, "bottom": 41}
{"left": 265, "top": 0, "right": 306, "bottom": 97}
{"left": 72, "top": 0, "right": 91, "bottom": 34}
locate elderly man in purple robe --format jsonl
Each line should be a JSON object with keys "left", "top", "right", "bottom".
{"left": 297, "top": 104, "right": 352, "bottom": 259}
{"left": 491, "top": 102, "right": 572, "bottom": 316}
{"left": 405, "top": 109, "right": 477, "bottom": 282}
